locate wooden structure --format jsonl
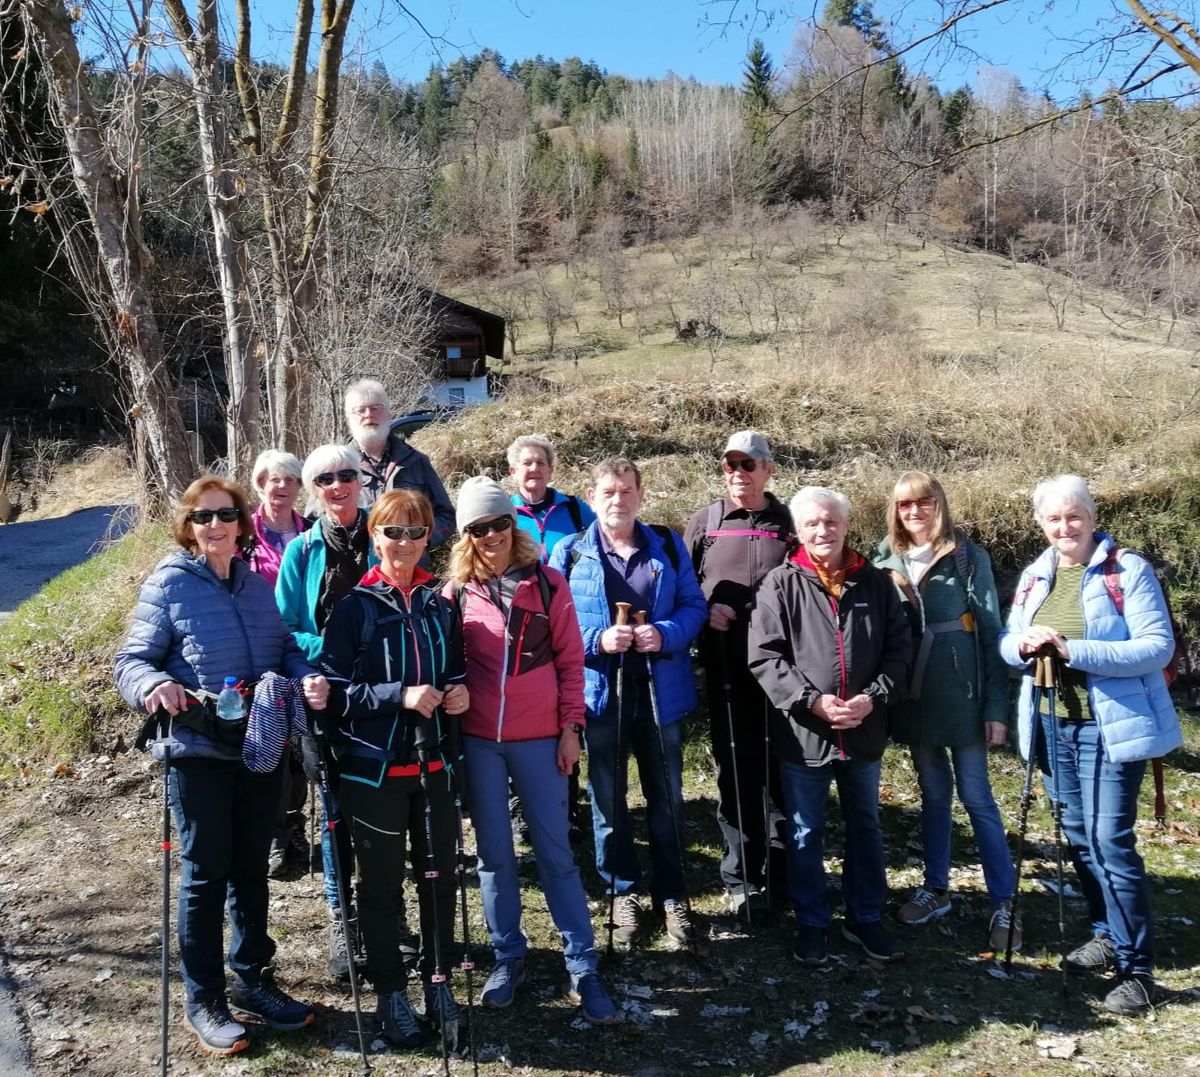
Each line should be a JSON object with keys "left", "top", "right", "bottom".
{"left": 425, "top": 291, "right": 505, "bottom": 407}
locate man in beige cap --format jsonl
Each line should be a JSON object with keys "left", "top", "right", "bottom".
{"left": 683, "top": 431, "right": 794, "bottom": 923}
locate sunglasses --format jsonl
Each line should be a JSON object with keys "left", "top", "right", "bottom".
{"left": 465, "top": 516, "right": 514, "bottom": 538}
{"left": 897, "top": 497, "right": 936, "bottom": 512}
{"left": 314, "top": 469, "right": 360, "bottom": 487}
{"left": 722, "top": 458, "right": 759, "bottom": 473}
{"left": 188, "top": 507, "right": 240, "bottom": 525}
{"left": 377, "top": 524, "right": 429, "bottom": 541}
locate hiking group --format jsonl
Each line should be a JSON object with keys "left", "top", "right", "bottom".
{"left": 114, "top": 379, "right": 1183, "bottom": 1063}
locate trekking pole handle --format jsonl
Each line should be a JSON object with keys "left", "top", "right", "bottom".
{"left": 633, "top": 610, "right": 648, "bottom": 626}
{"left": 614, "top": 602, "right": 632, "bottom": 626}
{"left": 1034, "top": 651, "right": 1057, "bottom": 690}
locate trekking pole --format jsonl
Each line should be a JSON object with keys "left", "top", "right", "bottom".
{"left": 160, "top": 740, "right": 171, "bottom": 1077}
{"left": 417, "top": 748, "right": 453, "bottom": 1076}
{"left": 762, "top": 697, "right": 773, "bottom": 916}
{"left": 718, "top": 636, "right": 752, "bottom": 926}
{"left": 1038, "top": 653, "right": 1069, "bottom": 1000}
{"left": 313, "top": 737, "right": 371, "bottom": 1076}
{"left": 1003, "top": 709, "right": 1040, "bottom": 971}
{"left": 440, "top": 713, "right": 478, "bottom": 1077}
{"left": 634, "top": 611, "right": 697, "bottom": 950}
{"left": 605, "top": 601, "right": 632, "bottom": 956}
{"left": 308, "top": 776, "right": 317, "bottom": 880}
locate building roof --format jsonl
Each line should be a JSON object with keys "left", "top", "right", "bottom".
{"left": 426, "top": 290, "right": 505, "bottom": 360}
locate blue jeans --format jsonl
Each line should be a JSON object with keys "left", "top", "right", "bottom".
{"left": 465, "top": 735, "right": 598, "bottom": 977}
{"left": 778, "top": 757, "right": 886, "bottom": 927}
{"left": 910, "top": 742, "right": 1015, "bottom": 907}
{"left": 168, "top": 756, "right": 283, "bottom": 1002}
{"left": 1040, "top": 714, "right": 1154, "bottom": 975}
{"left": 585, "top": 676, "right": 686, "bottom": 903}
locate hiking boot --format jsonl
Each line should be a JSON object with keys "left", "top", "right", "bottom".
{"left": 184, "top": 998, "right": 249, "bottom": 1055}
{"left": 663, "top": 899, "right": 702, "bottom": 947}
{"left": 725, "top": 888, "right": 767, "bottom": 925}
{"left": 1104, "top": 973, "right": 1158, "bottom": 1017}
{"left": 229, "top": 977, "right": 315, "bottom": 1031}
{"left": 267, "top": 836, "right": 289, "bottom": 879}
{"left": 568, "top": 971, "right": 620, "bottom": 1025}
{"left": 327, "top": 915, "right": 359, "bottom": 982}
{"left": 1064, "top": 933, "right": 1116, "bottom": 974}
{"left": 481, "top": 957, "right": 525, "bottom": 1009}
{"left": 376, "top": 989, "right": 422, "bottom": 1048}
{"left": 988, "top": 901, "right": 1022, "bottom": 952}
{"left": 510, "top": 795, "right": 530, "bottom": 844}
{"left": 422, "top": 982, "right": 460, "bottom": 1052}
{"left": 843, "top": 919, "right": 904, "bottom": 962}
{"left": 612, "top": 893, "right": 647, "bottom": 949}
{"left": 896, "top": 886, "right": 951, "bottom": 925}
{"left": 286, "top": 821, "right": 310, "bottom": 865}
{"left": 792, "top": 924, "right": 829, "bottom": 965}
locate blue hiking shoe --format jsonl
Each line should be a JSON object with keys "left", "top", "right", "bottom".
{"left": 229, "top": 977, "right": 315, "bottom": 1031}
{"left": 183, "top": 997, "right": 249, "bottom": 1055}
{"left": 481, "top": 957, "right": 526, "bottom": 1009}
{"left": 842, "top": 918, "right": 904, "bottom": 963}
{"left": 568, "top": 971, "right": 620, "bottom": 1025}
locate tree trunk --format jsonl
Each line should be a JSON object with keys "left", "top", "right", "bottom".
{"left": 22, "top": 0, "right": 193, "bottom": 502}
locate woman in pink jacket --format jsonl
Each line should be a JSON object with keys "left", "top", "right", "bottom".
{"left": 445, "top": 477, "right": 618, "bottom": 1026}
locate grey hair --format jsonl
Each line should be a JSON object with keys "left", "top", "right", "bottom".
{"left": 251, "top": 449, "right": 302, "bottom": 494}
{"left": 506, "top": 434, "right": 557, "bottom": 469}
{"left": 790, "top": 485, "right": 851, "bottom": 523}
{"left": 1032, "top": 474, "right": 1097, "bottom": 521}
{"left": 301, "top": 443, "right": 362, "bottom": 499}
{"left": 344, "top": 378, "right": 390, "bottom": 413}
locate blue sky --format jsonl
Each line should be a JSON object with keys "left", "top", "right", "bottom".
{"left": 237, "top": 0, "right": 1196, "bottom": 104}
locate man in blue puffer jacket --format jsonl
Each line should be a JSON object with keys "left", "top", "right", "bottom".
{"left": 550, "top": 455, "right": 707, "bottom": 949}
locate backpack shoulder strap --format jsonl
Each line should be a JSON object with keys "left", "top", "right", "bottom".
{"left": 534, "top": 562, "right": 554, "bottom": 615}
{"left": 564, "top": 495, "right": 583, "bottom": 533}
{"left": 888, "top": 568, "right": 917, "bottom": 609}
{"left": 693, "top": 499, "right": 725, "bottom": 579}
{"left": 649, "top": 524, "right": 680, "bottom": 572}
{"left": 563, "top": 531, "right": 586, "bottom": 582}
{"left": 1103, "top": 546, "right": 1125, "bottom": 616}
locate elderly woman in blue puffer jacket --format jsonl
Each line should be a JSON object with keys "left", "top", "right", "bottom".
{"left": 115, "top": 476, "right": 329, "bottom": 1057}
{"left": 1000, "top": 473, "right": 1182, "bottom": 1019}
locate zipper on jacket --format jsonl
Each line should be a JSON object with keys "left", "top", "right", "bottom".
{"left": 826, "top": 593, "right": 848, "bottom": 760}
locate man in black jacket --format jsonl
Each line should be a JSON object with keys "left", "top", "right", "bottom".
{"left": 683, "top": 431, "right": 793, "bottom": 922}
{"left": 748, "top": 486, "right": 911, "bottom": 966}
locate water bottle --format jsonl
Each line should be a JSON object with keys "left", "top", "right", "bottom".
{"left": 215, "top": 677, "right": 245, "bottom": 722}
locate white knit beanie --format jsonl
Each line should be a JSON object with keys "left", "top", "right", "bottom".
{"left": 456, "top": 476, "right": 516, "bottom": 532}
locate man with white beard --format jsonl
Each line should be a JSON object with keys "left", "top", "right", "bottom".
{"left": 343, "top": 379, "right": 456, "bottom": 553}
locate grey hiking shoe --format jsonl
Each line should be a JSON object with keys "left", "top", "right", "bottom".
{"left": 184, "top": 998, "right": 249, "bottom": 1055}
{"left": 481, "top": 957, "right": 525, "bottom": 1009}
{"left": 1064, "top": 933, "right": 1116, "bottom": 973}
{"left": 423, "top": 981, "right": 460, "bottom": 1052}
{"left": 376, "top": 989, "right": 422, "bottom": 1048}
{"left": 327, "top": 915, "right": 359, "bottom": 981}
{"left": 896, "top": 886, "right": 951, "bottom": 925}
{"left": 1104, "top": 973, "right": 1158, "bottom": 1016}
{"left": 663, "top": 899, "right": 702, "bottom": 947}
{"left": 612, "top": 893, "right": 647, "bottom": 948}
{"left": 267, "top": 836, "right": 289, "bottom": 879}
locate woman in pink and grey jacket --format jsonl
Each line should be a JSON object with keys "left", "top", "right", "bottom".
{"left": 444, "top": 477, "right": 618, "bottom": 1026}
{"left": 244, "top": 450, "right": 308, "bottom": 587}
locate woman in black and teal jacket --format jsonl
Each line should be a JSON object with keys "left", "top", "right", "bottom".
{"left": 321, "top": 489, "right": 469, "bottom": 1051}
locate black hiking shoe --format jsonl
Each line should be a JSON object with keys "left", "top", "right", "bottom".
{"left": 792, "top": 925, "right": 829, "bottom": 965}
{"left": 327, "top": 915, "right": 360, "bottom": 982}
{"left": 422, "top": 982, "right": 460, "bottom": 1052}
{"left": 267, "top": 836, "right": 289, "bottom": 879}
{"left": 612, "top": 893, "right": 647, "bottom": 949}
{"left": 1104, "top": 973, "right": 1159, "bottom": 1016}
{"left": 229, "top": 977, "right": 315, "bottom": 1031}
{"left": 1064, "top": 933, "right": 1116, "bottom": 973}
{"left": 183, "top": 998, "right": 249, "bottom": 1055}
{"left": 842, "top": 918, "right": 904, "bottom": 962}
{"left": 376, "top": 989, "right": 422, "bottom": 1048}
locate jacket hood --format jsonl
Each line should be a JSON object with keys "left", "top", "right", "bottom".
{"left": 789, "top": 545, "right": 866, "bottom": 575}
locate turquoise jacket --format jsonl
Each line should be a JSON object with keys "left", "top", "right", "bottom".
{"left": 275, "top": 515, "right": 379, "bottom": 662}
{"left": 511, "top": 488, "right": 596, "bottom": 563}
{"left": 549, "top": 520, "right": 706, "bottom": 724}
{"left": 998, "top": 531, "right": 1182, "bottom": 764}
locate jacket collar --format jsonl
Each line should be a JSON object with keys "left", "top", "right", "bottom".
{"left": 1027, "top": 530, "right": 1115, "bottom": 580}
{"left": 358, "top": 564, "right": 435, "bottom": 594}
{"left": 789, "top": 544, "right": 866, "bottom": 576}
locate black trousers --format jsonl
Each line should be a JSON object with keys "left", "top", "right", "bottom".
{"left": 340, "top": 768, "right": 456, "bottom": 992}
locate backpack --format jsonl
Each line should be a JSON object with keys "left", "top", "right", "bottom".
{"left": 1101, "top": 547, "right": 1189, "bottom": 687}
{"left": 449, "top": 562, "right": 555, "bottom": 621}
{"left": 563, "top": 523, "right": 681, "bottom": 580}
{"left": 562, "top": 495, "right": 584, "bottom": 534}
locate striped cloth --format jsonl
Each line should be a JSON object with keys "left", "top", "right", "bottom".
{"left": 243, "top": 671, "right": 310, "bottom": 773}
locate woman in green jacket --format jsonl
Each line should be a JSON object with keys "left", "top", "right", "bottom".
{"left": 874, "top": 471, "right": 1018, "bottom": 951}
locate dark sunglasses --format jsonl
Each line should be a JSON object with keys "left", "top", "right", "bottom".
{"left": 378, "top": 524, "right": 429, "bottom": 541}
{"left": 897, "top": 497, "right": 936, "bottom": 512}
{"left": 188, "top": 507, "right": 240, "bottom": 525}
{"left": 722, "top": 458, "right": 759, "bottom": 473}
{"left": 465, "top": 516, "right": 514, "bottom": 538}
{"left": 314, "top": 468, "right": 360, "bottom": 487}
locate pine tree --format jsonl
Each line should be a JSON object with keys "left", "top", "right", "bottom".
{"left": 418, "top": 68, "right": 450, "bottom": 156}
{"left": 742, "top": 39, "right": 775, "bottom": 115}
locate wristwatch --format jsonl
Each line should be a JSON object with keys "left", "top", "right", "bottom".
{"left": 565, "top": 722, "right": 584, "bottom": 735}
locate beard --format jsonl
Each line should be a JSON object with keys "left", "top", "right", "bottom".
{"left": 350, "top": 417, "right": 389, "bottom": 456}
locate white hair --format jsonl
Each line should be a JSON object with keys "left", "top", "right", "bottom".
{"left": 251, "top": 449, "right": 302, "bottom": 494}
{"left": 506, "top": 434, "right": 557, "bottom": 469}
{"left": 790, "top": 486, "right": 851, "bottom": 523}
{"left": 344, "top": 378, "right": 390, "bottom": 414}
{"left": 301, "top": 443, "right": 362, "bottom": 499}
{"left": 1032, "top": 474, "right": 1097, "bottom": 522}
